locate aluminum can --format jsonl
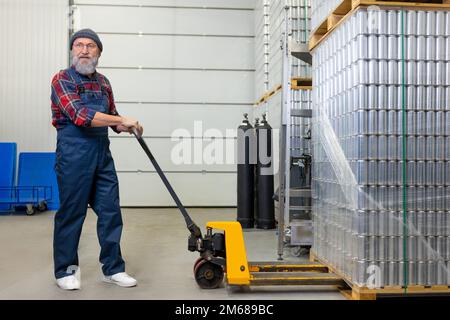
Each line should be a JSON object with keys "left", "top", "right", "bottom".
{"left": 416, "top": 161, "right": 426, "bottom": 185}
{"left": 417, "top": 260, "right": 426, "bottom": 286}
{"left": 427, "top": 62, "right": 437, "bottom": 86}
{"left": 416, "top": 186, "right": 426, "bottom": 211}
{"left": 388, "top": 261, "right": 398, "bottom": 286}
{"left": 427, "top": 11, "right": 437, "bottom": 36}
{"left": 426, "top": 36, "right": 436, "bottom": 61}
{"left": 417, "top": 36, "right": 427, "bottom": 60}
{"left": 427, "top": 260, "right": 437, "bottom": 286}
{"left": 417, "top": 236, "right": 427, "bottom": 261}
{"left": 387, "top": 60, "right": 398, "bottom": 85}
{"left": 406, "top": 11, "right": 417, "bottom": 35}
{"left": 408, "top": 261, "right": 417, "bottom": 285}
{"left": 416, "top": 136, "right": 426, "bottom": 161}
{"left": 407, "top": 35, "right": 417, "bottom": 61}
{"left": 417, "top": 211, "right": 427, "bottom": 236}
{"left": 417, "top": 11, "right": 427, "bottom": 35}
{"left": 417, "top": 62, "right": 427, "bottom": 86}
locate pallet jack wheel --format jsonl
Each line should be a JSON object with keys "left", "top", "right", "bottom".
{"left": 194, "top": 259, "right": 224, "bottom": 289}
{"left": 193, "top": 257, "right": 203, "bottom": 273}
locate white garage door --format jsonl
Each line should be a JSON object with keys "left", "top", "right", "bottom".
{"left": 72, "top": 0, "right": 255, "bottom": 206}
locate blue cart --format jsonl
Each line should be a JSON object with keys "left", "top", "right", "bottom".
{"left": 0, "top": 149, "right": 59, "bottom": 215}
{"left": 0, "top": 186, "right": 52, "bottom": 215}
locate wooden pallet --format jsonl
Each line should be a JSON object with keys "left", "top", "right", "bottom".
{"left": 255, "top": 84, "right": 282, "bottom": 107}
{"left": 291, "top": 78, "right": 313, "bottom": 90}
{"left": 341, "top": 284, "right": 450, "bottom": 300}
{"left": 309, "top": 0, "right": 450, "bottom": 51}
{"left": 254, "top": 78, "right": 312, "bottom": 107}
{"left": 310, "top": 251, "right": 450, "bottom": 300}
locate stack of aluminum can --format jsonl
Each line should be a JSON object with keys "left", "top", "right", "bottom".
{"left": 291, "top": 89, "right": 312, "bottom": 158}
{"left": 311, "top": 7, "right": 450, "bottom": 287}
{"left": 289, "top": 0, "right": 312, "bottom": 81}
{"left": 255, "top": 0, "right": 312, "bottom": 143}
{"left": 256, "top": 0, "right": 312, "bottom": 100}
{"left": 268, "top": 0, "right": 312, "bottom": 89}
{"left": 255, "top": 0, "right": 270, "bottom": 101}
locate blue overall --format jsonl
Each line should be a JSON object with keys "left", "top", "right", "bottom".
{"left": 53, "top": 68, "right": 125, "bottom": 279}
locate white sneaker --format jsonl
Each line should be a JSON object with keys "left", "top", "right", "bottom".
{"left": 103, "top": 272, "right": 137, "bottom": 287}
{"left": 56, "top": 275, "right": 81, "bottom": 290}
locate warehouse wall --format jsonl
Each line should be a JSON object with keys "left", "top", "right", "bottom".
{"left": 0, "top": 0, "right": 69, "bottom": 153}
{"left": 0, "top": 0, "right": 256, "bottom": 207}
{"left": 71, "top": 0, "right": 256, "bottom": 206}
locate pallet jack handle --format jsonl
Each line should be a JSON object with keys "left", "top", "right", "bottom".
{"left": 131, "top": 127, "right": 203, "bottom": 239}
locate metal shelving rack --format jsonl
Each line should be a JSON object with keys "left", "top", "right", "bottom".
{"left": 277, "top": 3, "right": 313, "bottom": 260}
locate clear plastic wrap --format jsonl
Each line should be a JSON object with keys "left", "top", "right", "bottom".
{"left": 311, "top": 7, "right": 450, "bottom": 288}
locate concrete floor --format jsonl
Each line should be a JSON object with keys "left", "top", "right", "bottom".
{"left": 0, "top": 208, "right": 343, "bottom": 300}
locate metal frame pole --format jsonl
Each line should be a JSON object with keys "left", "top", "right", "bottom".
{"left": 277, "top": 5, "right": 292, "bottom": 260}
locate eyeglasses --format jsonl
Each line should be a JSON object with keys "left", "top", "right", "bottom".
{"left": 73, "top": 42, "right": 97, "bottom": 51}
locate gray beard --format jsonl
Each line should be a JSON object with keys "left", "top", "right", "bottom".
{"left": 72, "top": 55, "right": 99, "bottom": 75}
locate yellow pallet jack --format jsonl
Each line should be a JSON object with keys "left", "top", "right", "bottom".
{"left": 191, "top": 222, "right": 346, "bottom": 289}
{"left": 132, "top": 130, "right": 346, "bottom": 290}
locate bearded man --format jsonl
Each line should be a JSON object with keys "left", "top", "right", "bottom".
{"left": 50, "top": 29, "right": 142, "bottom": 290}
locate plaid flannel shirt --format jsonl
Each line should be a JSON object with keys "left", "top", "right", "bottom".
{"left": 51, "top": 66, "right": 120, "bottom": 133}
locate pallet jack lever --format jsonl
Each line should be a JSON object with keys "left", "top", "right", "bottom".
{"left": 131, "top": 127, "right": 202, "bottom": 239}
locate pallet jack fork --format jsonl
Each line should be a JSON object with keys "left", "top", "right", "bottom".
{"left": 201, "top": 222, "right": 346, "bottom": 289}
{"left": 132, "top": 129, "right": 346, "bottom": 290}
